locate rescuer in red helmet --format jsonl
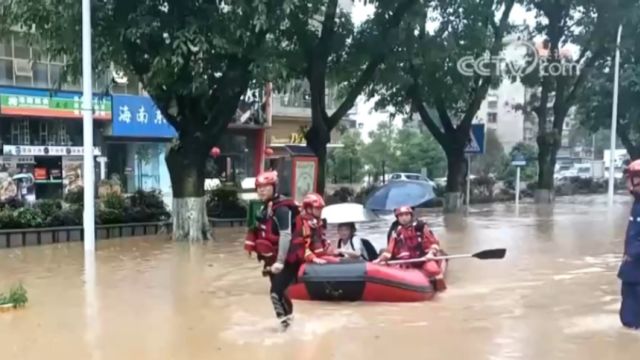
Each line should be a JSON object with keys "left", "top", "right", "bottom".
{"left": 297, "top": 192, "right": 339, "bottom": 264}
{"left": 374, "top": 206, "right": 441, "bottom": 277}
{"left": 244, "top": 171, "right": 303, "bottom": 331}
{"left": 618, "top": 159, "right": 640, "bottom": 329}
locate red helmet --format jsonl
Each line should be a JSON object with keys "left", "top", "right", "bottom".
{"left": 302, "top": 193, "right": 325, "bottom": 209}
{"left": 626, "top": 159, "right": 640, "bottom": 193}
{"left": 394, "top": 206, "right": 413, "bottom": 217}
{"left": 255, "top": 171, "right": 278, "bottom": 187}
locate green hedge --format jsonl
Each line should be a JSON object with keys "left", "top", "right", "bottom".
{"left": 0, "top": 189, "right": 170, "bottom": 229}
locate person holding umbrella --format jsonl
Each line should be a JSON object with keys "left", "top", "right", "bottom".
{"left": 320, "top": 202, "right": 381, "bottom": 261}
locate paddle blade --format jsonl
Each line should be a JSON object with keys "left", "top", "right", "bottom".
{"left": 472, "top": 248, "right": 506, "bottom": 260}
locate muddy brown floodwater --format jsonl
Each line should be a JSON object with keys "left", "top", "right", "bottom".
{"left": 2, "top": 195, "right": 640, "bottom": 359}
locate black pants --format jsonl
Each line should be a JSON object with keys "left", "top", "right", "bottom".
{"left": 621, "top": 282, "right": 640, "bottom": 329}
{"left": 268, "top": 263, "right": 300, "bottom": 320}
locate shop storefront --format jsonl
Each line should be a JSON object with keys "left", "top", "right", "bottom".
{"left": 0, "top": 86, "right": 110, "bottom": 201}
{"left": 107, "top": 95, "right": 266, "bottom": 207}
{"left": 106, "top": 95, "right": 173, "bottom": 206}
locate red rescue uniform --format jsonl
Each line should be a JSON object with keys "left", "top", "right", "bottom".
{"left": 296, "top": 213, "right": 339, "bottom": 263}
{"left": 381, "top": 221, "right": 441, "bottom": 276}
{"left": 244, "top": 196, "right": 304, "bottom": 265}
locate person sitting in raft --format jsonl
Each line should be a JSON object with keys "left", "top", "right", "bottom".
{"left": 619, "top": 159, "right": 640, "bottom": 330}
{"left": 297, "top": 193, "right": 339, "bottom": 264}
{"left": 373, "top": 206, "right": 441, "bottom": 277}
{"left": 336, "top": 222, "right": 378, "bottom": 261}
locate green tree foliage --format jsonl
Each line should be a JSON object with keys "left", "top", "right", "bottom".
{"left": 360, "top": 121, "right": 446, "bottom": 179}
{"left": 576, "top": 9, "right": 640, "bottom": 160}
{"left": 394, "top": 127, "right": 446, "bottom": 176}
{"left": 501, "top": 142, "right": 538, "bottom": 187}
{"left": 327, "top": 129, "right": 365, "bottom": 183}
{"left": 517, "top": 0, "right": 633, "bottom": 200}
{"left": 281, "top": 0, "right": 422, "bottom": 194}
{"left": 362, "top": 121, "right": 397, "bottom": 177}
{"left": 1, "top": 0, "right": 301, "bottom": 241}
{"left": 367, "top": 0, "right": 516, "bottom": 211}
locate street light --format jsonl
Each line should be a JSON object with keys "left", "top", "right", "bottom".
{"left": 608, "top": 24, "right": 622, "bottom": 207}
{"left": 82, "top": 0, "right": 95, "bottom": 252}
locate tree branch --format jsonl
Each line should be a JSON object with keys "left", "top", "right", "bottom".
{"left": 460, "top": 0, "right": 515, "bottom": 128}
{"left": 563, "top": 47, "right": 607, "bottom": 109}
{"left": 409, "top": 85, "right": 447, "bottom": 147}
{"left": 315, "top": 0, "right": 339, "bottom": 67}
{"left": 327, "top": 0, "right": 419, "bottom": 129}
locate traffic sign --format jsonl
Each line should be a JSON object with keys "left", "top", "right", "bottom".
{"left": 511, "top": 153, "right": 527, "bottom": 167}
{"left": 465, "top": 124, "right": 486, "bottom": 154}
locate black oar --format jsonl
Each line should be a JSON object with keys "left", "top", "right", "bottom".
{"left": 385, "top": 248, "right": 507, "bottom": 265}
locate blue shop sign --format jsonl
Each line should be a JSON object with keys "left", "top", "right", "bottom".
{"left": 112, "top": 95, "right": 176, "bottom": 138}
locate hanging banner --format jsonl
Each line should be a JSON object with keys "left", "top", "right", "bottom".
{"left": 0, "top": 87, "right": 111, "bottom": 120}
{"left": 2, "top": 145, "right": 101, "bottom": 156}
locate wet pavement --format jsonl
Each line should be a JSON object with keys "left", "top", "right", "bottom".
{"left": 1, "top": 194, "right": 640, "bottom": 359}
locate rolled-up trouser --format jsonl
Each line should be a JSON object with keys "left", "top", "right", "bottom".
{"left": 621, "top": 282, "right": 640, "bottom": 329}
{"left": 269, "top": 262, "right": 300, "bottom": 320}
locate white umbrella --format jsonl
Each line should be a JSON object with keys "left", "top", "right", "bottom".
{"left": 322, "top": 202, "right": 379, "bottom": 224}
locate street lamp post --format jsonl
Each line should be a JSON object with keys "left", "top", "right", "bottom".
{"left": 608, "top": 24, "right": 623, "bottom": 207}
{"left": 82, "top": 0, "right": 95, "bottom": 252}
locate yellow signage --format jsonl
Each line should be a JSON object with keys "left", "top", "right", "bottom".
{"left": 270, "top": 125, "right": 308, "bottom": 145}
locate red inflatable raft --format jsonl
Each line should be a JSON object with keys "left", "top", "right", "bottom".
{"left": 288, "top": 257, "right": 448, "bottom": 302}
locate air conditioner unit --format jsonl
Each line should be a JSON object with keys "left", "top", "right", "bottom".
{"left": 111, "top": 63, "right": 128, "bottom": 84}
{"left": 14, "top": 59, "right": 33, "bottom": 77}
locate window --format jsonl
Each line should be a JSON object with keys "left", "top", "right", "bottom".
{"left": 390, "top": 174, "right": 402, "bottom": 180}
{"left": 49, "top": 63, "right": 62, "bottom": 86}
{"left": 15, "top": 74, "right": 32, "bottom": 86}
{"left": 0, "top": 39, "right": 11, "bottom": 57}
{"left": 33, "top": 62, "right": 49, "bottom": 87}
{"left": 0, "top": 33, "right": 74, "bottom": 88}
{"left": 405, "top": 174, "right": 421, "bottom": 180}
{"left": 0, "top": 59, "right": 13, "bottom": 85}
{"left": 13, "top": 36, "right": 30, "bottom": 59}
{"left": 488, "top": 100, "right": 498, "bottom": 109}
{"left": 487, "top": 112, "right": 498, "bottom": 123}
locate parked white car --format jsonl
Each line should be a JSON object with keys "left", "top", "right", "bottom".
{"left": 388, "top": 172, "right": 436, "bottom": 187}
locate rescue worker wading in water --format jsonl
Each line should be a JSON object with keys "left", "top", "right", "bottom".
{"left": 374, "top": 206, "right": 442, "bottom": 278}
{"left": 619, "top": 159, "right": 640, "bottom": 330}
{"left": 244, "top": 171, "right": 303, "bottom": 331}
{"left": 298, "top": 193, "right": 340, "bottom": 264}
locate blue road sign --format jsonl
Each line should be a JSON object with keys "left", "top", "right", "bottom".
{"left": 511, "top": 153, "right": 527, "bottom": 167}
{"left": 465, "top": 124, "right": 486, "bottom": 154}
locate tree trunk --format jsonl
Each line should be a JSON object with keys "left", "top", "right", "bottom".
{"left": 316, "top": 146, "right": 328, "bottom": 196}
{"left": 305, "top": 110, "right": 332, "bottom": 195}
{"left": 443, "top": 149, "right": 466, "bottom": 213}
{"left": 165, "top": 141, "right": 212, "bottom": 242}
{"left": 535, "top": 132, "right": 559, "bottom": 203}
{"left": 618, "top": 125, "right": 640, "bottom": 160}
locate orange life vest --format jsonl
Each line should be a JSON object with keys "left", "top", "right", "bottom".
{"left": 390, "top": 221, "right": 429, "bottom": 260}
{"left": 295, "top": 214, "right": 329, "bottom": 261}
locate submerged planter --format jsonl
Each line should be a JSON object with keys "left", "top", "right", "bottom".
{"left": 0, "top": 218, "right": 246, "bottom": 249}
{"left": 0, "top": 304, "right": 18, "bottom": 313}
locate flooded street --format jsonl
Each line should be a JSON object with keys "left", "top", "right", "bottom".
{"left": 2, "top": 194, "right": 640, "bottom": 359}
